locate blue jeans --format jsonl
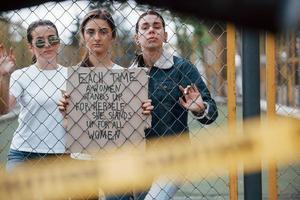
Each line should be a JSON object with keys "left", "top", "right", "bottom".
{"left": 6, "top": 149, "right": 66, "bottom": 172}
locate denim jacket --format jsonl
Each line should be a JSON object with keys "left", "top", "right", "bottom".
{"left": 131, "top": 50, "right": 218, "bottom": 138}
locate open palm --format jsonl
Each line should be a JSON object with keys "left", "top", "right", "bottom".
{"left": 0, "top": 45, "right": 16, "bottom": 76}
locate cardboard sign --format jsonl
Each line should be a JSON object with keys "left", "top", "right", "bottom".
{"left": 66, "top": 66, "right": 149, "bottom": 153}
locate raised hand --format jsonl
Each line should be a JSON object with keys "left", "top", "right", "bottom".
{"left": 179, "top": 84, "right": 205, "bottom": 113}
{"left": 0, "top": 44, "right": 16, "bottom": 76}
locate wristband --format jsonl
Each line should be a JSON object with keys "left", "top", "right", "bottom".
{"left": 192, "top": 102, "right": 209, "bottom": 119}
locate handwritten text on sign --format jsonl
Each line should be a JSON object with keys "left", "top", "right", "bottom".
{"left": 66, "top": 67, "right": 149, "bottom": 153}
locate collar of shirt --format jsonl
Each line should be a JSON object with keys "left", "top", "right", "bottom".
{"left": 130, "top": 49, "right": 174, "bottom": 69}
{"left": 153, "top": 50, "right": 174, "bottom": 69}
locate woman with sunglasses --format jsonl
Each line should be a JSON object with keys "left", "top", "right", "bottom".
{"left": 0, "top": 20, "right": 67, "bottom": 171}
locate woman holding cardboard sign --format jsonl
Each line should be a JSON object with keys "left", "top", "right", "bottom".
{"left": 131, "top": 10, "right": 218, "bottom": 200}
{"left": 58, "top": 9, "right": 153, "bottom": 200}
{"left": 59, "top": 9, "right": 152, "bottom": 115}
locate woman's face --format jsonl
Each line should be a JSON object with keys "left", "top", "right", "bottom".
{"left": 83, "top": 18, "right": 114, "bottom": 56}
{"left": 136, "top": 14, "right": 167, "bottom": 51}
{"left": 29, "top": 25, "right": 60, "bottom": 62}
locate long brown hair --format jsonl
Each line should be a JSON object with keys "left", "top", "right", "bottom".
{"left": 79, "top": 9, "right": 116, "bottom": 67}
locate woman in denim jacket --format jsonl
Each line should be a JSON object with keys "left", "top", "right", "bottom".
{"left": 131, "top": 10, "right": 218, "bottom": 200}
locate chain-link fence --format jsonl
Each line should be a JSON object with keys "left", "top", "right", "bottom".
{"left": 0, "top": 0, "right": 299, "bottom": 200}
{"left": 272, "top": 31, "right": 300, "bottom": 200}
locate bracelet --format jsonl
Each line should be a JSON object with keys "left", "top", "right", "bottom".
{"left": 194, "top": 101, "right": 207, "bottom": 113}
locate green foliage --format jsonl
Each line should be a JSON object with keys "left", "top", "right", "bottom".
{"left": 171, "top": 13, "right": 213, "bottom": 60}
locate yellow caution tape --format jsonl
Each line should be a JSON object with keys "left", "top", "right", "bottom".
{"left": 1, "top": 116, "right": 300, "bottom": 200}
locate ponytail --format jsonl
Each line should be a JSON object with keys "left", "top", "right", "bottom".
{"left": 79, "top": 51, "right": 93, "bottom": 67}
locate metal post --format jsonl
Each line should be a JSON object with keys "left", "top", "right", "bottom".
{"left": 266, "top": 32, "right": 278, "bottom": 200}
{"left": 227, "top": 23, "right": 238, "bottom": 200}
{"left": 242, "top": 29, "right": 262, "bottom": 200}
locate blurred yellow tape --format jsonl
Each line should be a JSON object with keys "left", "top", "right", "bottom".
{"left": 1, "top": 116, "right": 300, "bottom": 200}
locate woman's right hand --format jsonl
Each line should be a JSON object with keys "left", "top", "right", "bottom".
{"left": 0, "top": 44, "right": 16, "bottom": 76}
{"left": 58, "top": 92, "right": 70, "bottom": 116}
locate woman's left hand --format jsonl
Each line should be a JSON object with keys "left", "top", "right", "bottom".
{"left": 179, "top": 84, "right": 205, "bottom": 113}
{"left": 142, "top": 99, "right": 153, "bottom": 115}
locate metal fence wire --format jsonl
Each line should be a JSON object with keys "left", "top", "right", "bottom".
{"left": 0, "top": 0, "right": 299, "bottom": 200}
{"left": 272, "top": 32, "right": 300, "bottom": 200}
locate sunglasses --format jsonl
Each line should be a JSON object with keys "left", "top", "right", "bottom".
{"left": 34, "top": 35, "right": 60, "bottom": 48}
